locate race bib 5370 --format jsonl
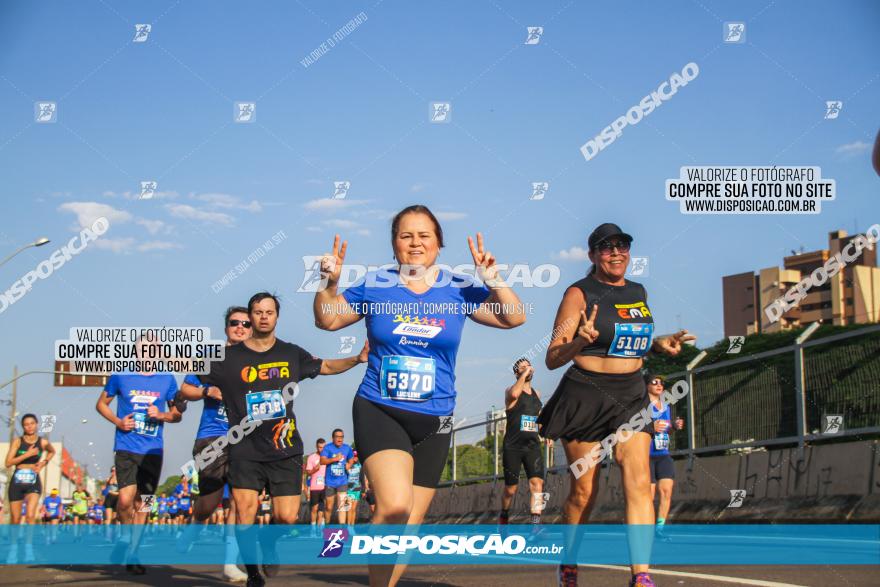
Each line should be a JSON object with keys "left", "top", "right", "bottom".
{"left": 380, "top": 356, "right": 436, "bottom": 401}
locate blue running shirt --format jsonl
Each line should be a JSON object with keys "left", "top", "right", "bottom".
{"left": 184, "top": 374, "right": 229, "bottom": 439}
{"left": 104, "top": 373, "right": 178, "bottom": 455}
{"left": 342, "top": 268, "right": 490, "bottom": 416}
{"left": 650, "top": 402, "right": 672, "bottom": 456}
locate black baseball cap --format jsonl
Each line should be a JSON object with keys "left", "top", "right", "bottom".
{"left": 588, "top": 223, "right": 633, "bottom": 251}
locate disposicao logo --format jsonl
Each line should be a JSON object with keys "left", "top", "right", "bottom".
{"left": 319, "top": 528, "right": 348, "bottom": 558}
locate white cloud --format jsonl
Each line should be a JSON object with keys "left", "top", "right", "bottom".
{"left": 303, "top": 198, "right": 369, "bottom": 212}
{"left": 410, "top": 183, "right": 427, "bottom": 193}
{"left": 137, "top": 241, "right": 181, "bottom": 252}
{"left": 836, "top": 140, "right": 871, "bottom": 155}
{"left": 193, "top": 192, "right": 262, "bottom": 212}
{"left": 59, "top": 202, "right": 132, "bottom": 230}
{"left": 166, "top": 204, "right": 234, "bottom": 225}
{"left": 305, "top": 226, "right": 322, "bottom": 232}
{"left": 324, "top": 219, "right": 359, "bottom": 229}
{"left": 356, "top": 229, "right": 371, "bottom": 236}
{"left": 136, "top": 219, "right": 169, "bottom": 235}
{"left": 435, "top": 211, "right": 467, "bottom": 221}
{"left": 92, "top": 237, "right": 136, "bottom": 254}
{"left": 554, "top": 246, "right": 591, "bottom": 261}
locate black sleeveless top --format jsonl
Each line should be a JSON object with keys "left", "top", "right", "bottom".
{"left": 16, "top": 436, "right": 43, "bottom": 466}
{"left": 503, "top": 390, "right": 542, "bottom": 449}
{"left": 571, "top": 274, "right": 654, "bottom": 358}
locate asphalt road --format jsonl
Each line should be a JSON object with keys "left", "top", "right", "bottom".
{"left": 0, "top": 563, "right": 876, "bottom": 586}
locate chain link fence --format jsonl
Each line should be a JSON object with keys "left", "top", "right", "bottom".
{"left": 442, "top": 324, "right": 880, "bottom": 485}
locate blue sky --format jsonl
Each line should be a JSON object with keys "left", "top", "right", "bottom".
{"left": 1, "top": 0, "right": 878, "bottom": 480}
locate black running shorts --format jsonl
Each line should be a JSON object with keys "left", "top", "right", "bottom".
{"left": 501, "top": 445, "right": 545, "bottom": 486}
{"left": 228, "top": 455, "right": 303, "bottom": 497}
{"left": 352, "top": 395, "right": 452, "bottom": 488}
{"left": 114, "top": 451, "right": 163, "bottom": 495}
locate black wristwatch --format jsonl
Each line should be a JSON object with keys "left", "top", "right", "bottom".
{"left": 201, "top": 386, "right": 209, "bottom": 399}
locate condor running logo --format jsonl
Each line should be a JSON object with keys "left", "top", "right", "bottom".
{"left": 319, "top": 528, "right": 348, "bottom": 558}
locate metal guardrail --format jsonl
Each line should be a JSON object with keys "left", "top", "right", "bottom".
{"left": 441, "top": 323, "right": 880, "bottom": 486}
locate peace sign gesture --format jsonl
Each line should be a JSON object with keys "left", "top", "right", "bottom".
{"left": 321, "top": 234, "right": 348, "bottom": 286}
{"left": 577, "top": 304, "right": 599, "bottom": 344}
{"left": 467, "top": 232, "right": 502, "bottom": 289}
{"left": 653, "top": 329, "right": 697, "bottom": 356}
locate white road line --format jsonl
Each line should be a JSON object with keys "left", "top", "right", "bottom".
{"left": 582, "top": 564, "right": 808, "bottom": 587}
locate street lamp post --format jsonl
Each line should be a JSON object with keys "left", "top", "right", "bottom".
{"left": 0, "top": 238, "right": 51, "bottom": 267}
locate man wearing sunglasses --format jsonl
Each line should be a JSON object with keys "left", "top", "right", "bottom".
{"left": 176, "top": 305, "right": 252, "bottom": 583}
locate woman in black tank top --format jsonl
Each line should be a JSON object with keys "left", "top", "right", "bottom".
{"left": 4, "top": 413, "right": 55, "bottom": 563}
{"left": 539, "top": 223, "right": 695, "bottom": 587}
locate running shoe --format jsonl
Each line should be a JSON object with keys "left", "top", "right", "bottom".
{"left": 629, "top": 572, "right": 655, "bottom": 587}
{"left": 261, "top": 548, "right": 280, "bottom": 578}
{"left": 557, "top": 564, "right": 578, "bottom": 587}
{"left": 223, "top": 564, "right": 249, "bottom": 583}
{"left": 499, "top": 511, "right": 509, "bottom": 525}
{"left": 246, "top": 570, "right": 266, "bottom": 587}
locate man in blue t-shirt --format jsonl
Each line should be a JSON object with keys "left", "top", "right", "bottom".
{"left": 43, "top": 489, "right": 63, "bottom": 525}
{"left": 320, "top": 428, "right": 356, "bottom": 524}
{"left": 95, "top": 355, "right": 182, "bottom": 575}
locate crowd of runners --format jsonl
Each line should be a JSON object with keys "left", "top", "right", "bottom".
{"left": 4, "top": 206, "right": 694, "bottom": 587}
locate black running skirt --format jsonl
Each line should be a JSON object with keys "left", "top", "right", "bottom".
{"left": 537, "top": 365, "right": 649, "bottom": 443}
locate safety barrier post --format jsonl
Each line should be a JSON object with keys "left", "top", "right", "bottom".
{"left": 794, "top": 322, "right": 821, "bottom": 459}
{"left": 451, "top": 427, "right": 457, "bottom": 485}
{"left": 685, "top": 350, "right": 707, "bottom": 470}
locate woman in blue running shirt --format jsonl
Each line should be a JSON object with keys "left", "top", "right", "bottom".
{"left": 314, "top": 204, "right": 526, "bottom": 587}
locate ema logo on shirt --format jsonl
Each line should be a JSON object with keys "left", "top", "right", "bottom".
{"left": 615, "top": 302, "right": 652, "bottom": 320}
{"left": 241, "top": 362, "right": 291, "bottom": 382}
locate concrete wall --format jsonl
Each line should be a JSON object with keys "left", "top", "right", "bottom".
{"left": 425, "top": 439, "right": 880, "bottom": 523}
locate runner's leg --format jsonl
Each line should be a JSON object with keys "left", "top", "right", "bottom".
{"left": 614, "top": 431, "right": 654, "bottom": 576}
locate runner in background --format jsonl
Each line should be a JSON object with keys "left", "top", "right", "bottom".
{"left": 258, "top": 490, "right": 272, "bottom": 526}
{"left": 500, "top": 358, "right": 547, "bottom": 527}
{"left": 176, "top": 306, "right": 252, "bottom": 583}
{"left": 305, "top": 438, "right": 327, "bottom": 537}
{"left": 42, "top": 488, "right": 63, "bottom": 544}
{"left": 177, "top": 491, "right": 192, "bottom": 526}
{"left": 346, "top": 450, "right": 363, "bottom": 526}
{"left": 645, "top": 373, "right": 684, "bottom": 537}
{"left": 167, "top": 492, "right": 180, "bottom": 526}
{"left": 5, "top": 413, "right": 55, "bottom": 563}
{"left": 320, "top": 429, "right": 355, "bottom": 525}
{"left": 95, "top": 355, "right": 182, "bottom": 576}
{"left": 71, "top": 486, "right": 89, "bottom": 526}
{"left": 101, "top": 467, "right": 119, "bottom": 526}
{"left": 157, "top": 494, "right": 169, "bottom": 525}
